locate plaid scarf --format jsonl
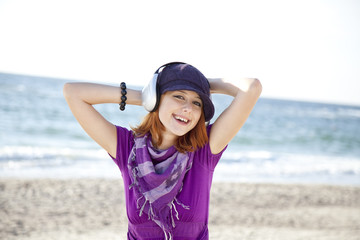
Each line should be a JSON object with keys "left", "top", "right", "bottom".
{"left": 128, "top": 133, "right": 194, "bottom": 240}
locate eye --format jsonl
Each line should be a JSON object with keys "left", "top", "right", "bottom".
{"left": 193, "top": 101, "right": 202, "bottom": 107}
{"left": 173, "top": 95, "right": 185, "bottom": 100}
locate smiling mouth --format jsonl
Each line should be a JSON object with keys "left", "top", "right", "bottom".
{"left": 174, "top": 115, "right": 189, "bottom": 123}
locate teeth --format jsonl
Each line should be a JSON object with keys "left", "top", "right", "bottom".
{"left": 175, "top": 116, "right": 188, "bottom": 123}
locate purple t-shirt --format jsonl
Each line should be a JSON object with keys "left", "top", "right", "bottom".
{"left": 111, "top": 124, "right": 227, "bottom": 240}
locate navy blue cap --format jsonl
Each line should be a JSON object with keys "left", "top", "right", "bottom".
{"left": 158, "top": 63, "right": 214, "bottom": 122}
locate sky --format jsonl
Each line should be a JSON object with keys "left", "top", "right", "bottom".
{"left": 0, "top": 0, "right": 359, "bottom": 105}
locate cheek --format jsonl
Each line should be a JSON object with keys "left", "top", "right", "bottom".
{"left": 158, "top": 98, "right": 178, "bottom": 116}
{"left": 158, "top": 102, "right": 172, "bottom": 124}
{"left": 192, "top": 110, "right": 202, "bottom": 125}
{"left": 158, "top": 107, "right": 167, "bottom": 125}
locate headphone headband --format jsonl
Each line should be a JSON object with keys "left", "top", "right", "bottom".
{"left": 154, "top": 61, "right": 186, "bottom": 74}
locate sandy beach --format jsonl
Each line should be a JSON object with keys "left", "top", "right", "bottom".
{"left": 1, "top": 178, "right": 359, "bottom": 240}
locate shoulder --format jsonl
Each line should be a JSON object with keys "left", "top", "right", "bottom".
{"left": 115, "top": 125, "right": 134, "bottom": 141}
{"left": 111, "top": 125, "right": 135, "bottom": 170}
{"left": 193, "top": 124, "right": 227, "bottom": 170}
{"left": 114, "top": 125, "right": 135, "bottom": 151}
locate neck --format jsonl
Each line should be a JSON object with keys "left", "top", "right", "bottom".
{"left": 155, "top": 132, "right": 178, "bottom": 150}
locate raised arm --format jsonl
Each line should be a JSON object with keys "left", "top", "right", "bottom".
{"left": 63, "top": 82, "right": 141, "bottom": 157}
{"left": 208, "top": 77, "right": 262, "bottom": 154}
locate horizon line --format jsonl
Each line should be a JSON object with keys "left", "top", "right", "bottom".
{"left": 1, "top": 71, "right": 359, "bottom": 108}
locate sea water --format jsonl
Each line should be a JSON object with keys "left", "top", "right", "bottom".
{"left": 1, "top": 73, "right": 359, "bottom": 185}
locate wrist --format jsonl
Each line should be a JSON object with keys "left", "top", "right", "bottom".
{"left": 208, "top": 78, "right": 238, "bottom": 97}
{"left": 125, "top": 89, "right": 142, "bottom": 106}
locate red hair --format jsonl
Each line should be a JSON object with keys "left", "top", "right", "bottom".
{"left": 131, "top": 109, "right": 208, "bottom": 153}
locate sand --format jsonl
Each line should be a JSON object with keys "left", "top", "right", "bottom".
{"left": 1, "top": 178, "right": 359, "bottom": 240}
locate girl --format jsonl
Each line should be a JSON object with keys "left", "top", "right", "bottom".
{"left": 63, "top": 62, "right": 262, "bottom": 240}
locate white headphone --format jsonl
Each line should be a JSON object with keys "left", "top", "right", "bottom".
{"left": 142, "top": 62, "right": 186, "bottom": 112}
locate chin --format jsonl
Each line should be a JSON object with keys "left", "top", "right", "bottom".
{"left": 172, "top": 130, "right": 189, "bottom": 137}
{"left": 170, "top": 126, "right": 193, "bottom": 137}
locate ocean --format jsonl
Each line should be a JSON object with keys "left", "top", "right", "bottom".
{"left": 1, "top": 72, "right": 359, "bottom": 185}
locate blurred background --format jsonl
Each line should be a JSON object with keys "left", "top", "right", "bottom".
{"left": 0, "top": 0, "right": 359, "bottom": 185}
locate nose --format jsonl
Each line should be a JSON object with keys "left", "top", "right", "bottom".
{"left": 182, "top": 101, "right": 193, "bottom": 113}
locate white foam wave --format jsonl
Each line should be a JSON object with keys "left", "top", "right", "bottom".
{"left": 1, "top": 146, "right": 359, "bottom": 185}
{"left": 216, "top": 150, "right": 360, "bottom": 185}
{"left": 0, "top": 146, "right": 118, "bottom": 179}
{"left": 0, "top": 146, "right": 108, "bottom": 169}
{"left": 0, "top": 146, "right": 106, "bottom": 160}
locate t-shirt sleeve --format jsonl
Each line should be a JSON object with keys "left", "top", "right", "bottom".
{"left": 109, "top": 125, "right": 134, "bottom": 172}
{"left": 195, "top": 124, "right": 228, "bottom": 171}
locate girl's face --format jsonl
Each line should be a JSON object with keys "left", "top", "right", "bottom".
{"left": 158, "top": 90, "right": 203, "bottom": 138}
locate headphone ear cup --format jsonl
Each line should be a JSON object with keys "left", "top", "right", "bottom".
{"left": 142, "top": 73, "right": 159, "bottom": 112}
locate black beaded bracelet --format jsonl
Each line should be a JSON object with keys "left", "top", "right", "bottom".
{"left": 119, "top": 82, "right": 127, "bottom": 111}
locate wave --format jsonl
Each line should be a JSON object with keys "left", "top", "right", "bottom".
{"left": 1, "top": 146, "right": 359, "bottom": 185}
{"left": 0, "top": 146, "right": 107, "bottom": 168}
{"left": 0, "top": 146, "right": 118, "bottom": 179}
{"left": 217, "top": 150, "right": 360, "bottom": 185}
